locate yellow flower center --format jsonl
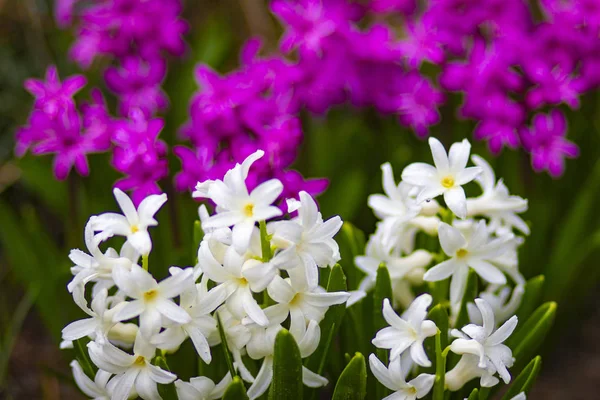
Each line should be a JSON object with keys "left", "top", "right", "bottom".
{"left": 133, "top": 356, "right": 146, "bottom": 366}
{"left": 243, "top": 203, "right": 254, "bottom": 217}
{"left": 143, "top": 289, "right": 158, "bottom": 302}
{"left": 131, "top": 225, "right": 140, "bottom": 233}
{"left": 456, "top": 249, "right": 468, "bottom": 259}
{"left": 290, "top": 293, "right": 303, "bottom": 306}
{"left": 407, "top": 387, "right": 417, "bottom": 395}
{"left": 441, "top": 175, "right": 455, "bottom": 188}
{"left": 237, "top": 277, "right": 248, "bottom": 286}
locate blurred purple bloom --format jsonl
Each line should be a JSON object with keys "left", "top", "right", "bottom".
{"left": 395, "top": 74, "right": 445, "bottom": 137}
{"left": 520, "top": 110, "right": 579, "bottom": 177}
{"left": 24, "top": 66, "right": 86, "bottom": 119}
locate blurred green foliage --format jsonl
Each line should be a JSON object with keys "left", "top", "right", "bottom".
{"left": 0, "top": 0, "right": 599, "bottom": 396}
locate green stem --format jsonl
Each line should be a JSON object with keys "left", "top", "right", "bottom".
{"left": 142, "top": 254, "right": 149, "bottom": 271}
{"left": 259, "top": 220, "right": 272, "bottom": 261}
{"left": 433, "top": 331, "right": 448, "bottom": 400}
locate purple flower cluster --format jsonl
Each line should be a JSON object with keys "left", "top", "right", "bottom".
{"left": 175, "top": 41, "right": 329, "bottom": 205}
{"left": 180, "top": 0, "right": 588, "bottom": 178}
{"left": 46, "top": 0, "right": 188, "bottom": 202}
{"left": 16, "top": 67, "right": 111, "bottom": 180}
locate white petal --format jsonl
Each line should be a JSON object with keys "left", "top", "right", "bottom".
{"left": 437, "top": 222, "right": 467, "bottom": 255}
{"left": 111, "top": 369, "right": 139, "bottom": 400}
{"left": 455, "top": 166, "right": 483, "bottom": 186}
{"left": 136, "top": 371, "right": 161, "bottom": 400}
{"left": 232, "top": 220, "right": 256, "bottom": 253}
{"left": 147, "top": 363, "right": 177, "bottom": 384}
{"left": 242, "top": 289, "right": 269, "bottom": 326}
{"left": 113, "top": 300, "right": 145, "bottom": 322}
{"left": 449, "top": 266, "right": 469, "bottom": 306}
{"left": 444, "top": 187, "right": 467, "bottom": 219}
{"left": 423, "top": 259, "right": 459, "bottom": 282}
{"left": 475, "top": 298, "right": 495, "bottom": 337}
{"left": 487, "top": 316, "right": 518, "bottom": 346}
{"left": 250, "top": 179, "right": 284, "bottom": 205}
{"left": 62, "top": 318, "right": 98, "bottom": 341}
{"left": 137, "top": 193, "right": 167, "bottom": 226}
{"left": 128, "top": 230, "right": 152, "bottom": 256}
{"left": 159, "top": 268, "right": 193, "bottom": 298}
{"left": 188, "top": 327, "right": 212, "bottom": 364}
{"left": 302, "top": 366, "right": 328, "bottom": 387}
{"left": 469, "top": 259, "right": 506, "bottom": 285}
{"left": 368, "top": 354, "right": 397, "bottom": 391}
{"left": 402, "top": 293, "right": 432, "bottom": 328}
{"left": 155, "top": 299, "right": 192, "bottom": 325}
{"left": 303, "top": 291, "right": 350, "bottom": 308}
{"left": 410, "top": 373, "right": 435, "bottom": 398}
{"left": 429, "top": 137, "right": 449, "bottom": 171}
{"left": 247, "top": 357, "right": 273, "bottom": 400}
{"left": 448, "top": 139, "right": 470, "bottom": 173}
{"left": 299, "top": 191, "right": 319, "bottom": 228}
{"left": 70, "top": 360, "right": 105, "bottom": 397}
{"left": 410, "top": 341, "right": 432, "bottom": 367}
{"left": 114, "top": 188, "right": 139, "bottom": 225}
{"left": 267, "top": 276, "right": 296, "bottom": 304}
{"left": 401, "top": 163, "right": 438, "bottom": 187}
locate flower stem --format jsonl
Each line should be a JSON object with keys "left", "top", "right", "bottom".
{"left": 142, "top": 254, "right": 149, "bottom": 271}
{"left": 433, "top": 331, "right": 448, "bottom": 400}
{"left": 259, "top": 220, "right": 272, "bottom": 261}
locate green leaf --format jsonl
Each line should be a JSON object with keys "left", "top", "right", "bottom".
{"left": 507, "top": 302, "right": 556, "bottom": 370}
{"left": 268, "top": 329, "right": 303, "bottom": 400}
{"left": 336, "top": 222, "right": 366, "bottom": 290}
{"left": 454, "top": 269, "right": 478, "bottom": 329}
{"left": 372, "top": 264, "right": 393, "bottom": 399}
{"left": 427, "top": 304, "right": 449, "bottom": 352}
{"left": 332, "top": 353, "right": 367, "bottom": 400}
{"left": 193, "top": 220, "right": 203, "bottom": 251}
{"left": 502, "top": 356, "right": 542, "bottom": 400}
{"left": 515, "top": 275, "right": 544, "bottom": 324}
{"left": 306, "top": 264, "right": 347, "bottom": 376}
{"left": 223, "top": 376, "right": 249, "bottom": 400}
{"left": 432, "top": 330, "right": 447, "bottom": 400}
{"left": 73, "top": 338, "right": 95, "bottom": 379}
{"left": 155, "top": 356, "right": 178, "bottom": 400}
{"left": 467, "top": 388, "right": 479, "bottom": 400}
{"left": 216, "top": 312, "right": 237, "bottom": 378}
{"left": 260, "top": 220, "right": 273, "bottom": 261}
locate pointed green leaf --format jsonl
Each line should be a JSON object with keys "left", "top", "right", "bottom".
{"left": 306, "top": 264, "right": 347, "bottom": 375}
{"left": 516, "top": 275, "right": 544, "bottom": 324}
{"left": 467, "top": 388, "right": 479, "bottom": 400}
{"left": 216, "top": 312, "right": 237, "bottom": 378}
{"left": 507, "top": 302, "right": 556, "bottom": 370}
{"left": 269, "top": 329, "right": 303, "bottom": 400}
{"left": 223, "top": 376, "right": 249, "bottom": 400}
{"left": 337, "top": 222, "right": 366, "bottom": 290}
{"left": 502, "top": 356, "right": 542, "bottom": 400}
{"left": 332, "top": 353, "right": 367, "bottom": 400}
{"left": 373, "top": 264, "right": 393, "bottom": 399}
{"left": 454, "top": 269, "right": 478, "bottom": 329}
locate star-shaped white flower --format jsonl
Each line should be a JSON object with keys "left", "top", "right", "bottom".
{"left": 271, "top": 191, "right": 343, "bottom": 289}
{"left": 151, "top": 269, "right": 219, "bottom": 364}
{"left": 175, "top": 373, "right": 232, "bottom": 400}
{"left": 265, "top": 275, "right": 349, "bottom": 337}
{"left": 87, "top": 333, "right": 176, "bottom": 400}
{"left": 90, "top": 188, "right": 167, "bottom": 255}
{"left": 193, "top": 150, "right": 283, "bottom": 253}
{"left": 423, "top": 221, "right": 512, "bottom": 305}
{"left": 449, "top": 298, "right": 517, "bottom": 385}
{"left": 466, "top": 155, "right": 529, "bottom": 235}
{"left": 70, "top": 360, "right": 112, "bottom": 400}
{"left": 112, "top": 264, "right": 193, "bottom": 336}
{"left": 467, "top": 284, "right": 524, "bottom": 328}
{"left": 401, "top": 138, "right": 481, "bottom": 218}
{"left": 349, "top": 232, "right": 432, "bottom": 308}
{"left": 372, "top": 295, "right": 437, "bottom": 367}
{"left": 369, "top": 354, "right": 435, "bottom": 400}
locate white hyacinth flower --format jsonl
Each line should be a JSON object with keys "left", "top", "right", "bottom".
{"left": 68, "top": 221, "right": 137, "bottom": 297}
{"left": 87, "top": 334, "right": 176, "bottom": 400}
{"left": 369, "top": 354, "right": 435, "bottom": 400}
{"left": 112, "top": 264, "right": 193, "bottom": 336}
{"left": 70, "top": 360, "right": 112, "bottom": 399}
{"left": 423, "top": 221, "right": 512, "bottom": 306}
{"left": 175, "top": 373, "right": 232, "bottom": 400}
{"left": 349, "top": 232, "right": 432, "bottom": 307}
{"left": 197, "top": 240, "right": 268, "bottom": 326}
{"left": 401, "top": 138, "right": 481, "bottom": 219}
{"left": 372, "top": 295, "right": 437, "bottom": 367}
{"left": 151, "top": 269, "right": 219, "bottom": 364}
{"left": 467, "top": 285, "right": 524, "bottom": 327}
{"left": 265, "top": 275, "right": 349, "bottom": 337}
{"left": 271, "top": 191, "right": 343, "bottom": 289}
{"left": 245, "top": 320, "right": 326, "bottom": 400}
{"left": 90, "top": 188, "right": 167, "bottom": 255}
{"left": 449, "top": 298, "right": 517, "bottom": 387}
{"left": 368, "top": 163, "right": 422, "bottom": 228}
{"left": 466, "top": 155, "right": 529, "bottom": 235}
{"left": 62, "top": 288, "right": 123, "bottom": 343}
{"left": 193, "top": 150, "right": 283, "bottom": 253}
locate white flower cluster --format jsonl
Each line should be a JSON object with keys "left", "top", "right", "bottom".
{"left": 361, "top": 138, "right": 528, "bottom": 397}
{"left": 62, "top": 150, "right": 349, "bottom": 400}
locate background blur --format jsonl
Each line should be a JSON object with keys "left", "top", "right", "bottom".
{"left": 1, "top": 1, "right": 600, "bottom": 398}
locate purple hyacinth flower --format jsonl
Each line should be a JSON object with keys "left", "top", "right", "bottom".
{"left": 474, "top": 120, "right": 520, "bottom": 154}
{"left": 398, "top": 21, "right": 445, "bottom": 68}
{"left": 23, "top": 106, "right": 110, "bottom": 180}
{"left": 395, "top": 73, "right": 445, "bottom": 137}
{"left": 520, "top": 109, "right": 579, "bottom": 177}
{"left": 114, "top": 159, "right": 169, "bottom": 206}
{"left": 55, "top": 0, "right": 78, "bottom": 27}
{"left": 275, "top": 169, "right": 329, "bottom": 210}
{"left": 525, "top": 66, "right": 583, "bottom": 110}
{"left": 369, "top": 0, "right": 415, "bottom": 15}
{"left": 24, "top": 65, "right": 87, "bottom": 119}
